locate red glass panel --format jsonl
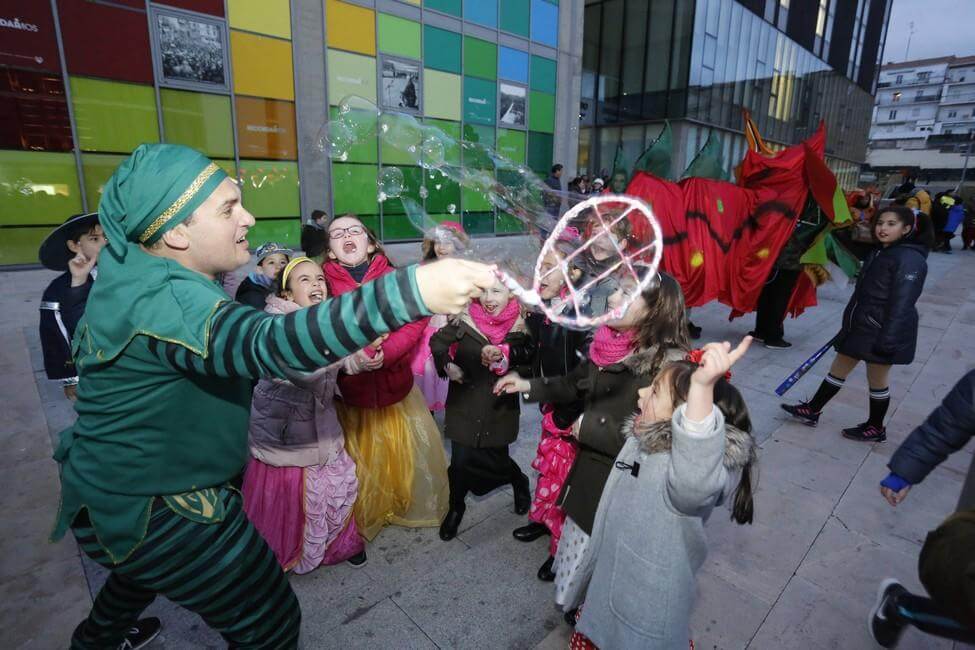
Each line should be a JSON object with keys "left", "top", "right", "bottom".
{"left": 0, "top": 1, "right": 60, "bottom": 72}
{"left": 57, "top": 0, "right": 154, "bottom": 84}
{"left": 0, "top": 67, "right": 72, "bottom": 151}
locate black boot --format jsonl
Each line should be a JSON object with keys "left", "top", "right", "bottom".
{"left": 564, "top": 607, "right": 579, "bottom": 627}
{"left": 512, "top": 521, "right": 550, "bottom": 542}
{"left": 537, "top": 555, "right": 556, "bottom": 582}
{"left": 439, "top": 506, "right": 465, "bottom": 541}
{"left": 512, "top": 473, "right": 531, "bottom": 515}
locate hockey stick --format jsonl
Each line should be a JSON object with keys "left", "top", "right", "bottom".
{"left": 774, "top": 336, "right": 837, "bottom": 396}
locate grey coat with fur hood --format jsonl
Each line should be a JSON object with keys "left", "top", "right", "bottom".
{"left": 572, "top": 405, "right": 756, "bottom": 649}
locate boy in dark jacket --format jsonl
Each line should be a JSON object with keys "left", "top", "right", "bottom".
{"left": 234, "top": 242, "right": 292, "bottom": 309}
{"left": 37, "top": 213, "right": 106, "bottom": 400}
{"left": 868, "top": 369, "right": 975, "bottom": 646}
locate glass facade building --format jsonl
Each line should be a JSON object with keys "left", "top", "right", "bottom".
{"left": 0, "top": 0, "right": 565, "bottom": 265}
{"left": 578, "top": 0, "right": 891, "bottom": 190}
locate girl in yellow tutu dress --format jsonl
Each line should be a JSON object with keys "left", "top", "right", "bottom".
{"left": 322, "top": 214, "right": 449, "bottom": 540}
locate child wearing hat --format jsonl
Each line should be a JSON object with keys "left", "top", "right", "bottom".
{"left": 235, "top": 242, "right": 292, "bottom": 309}
{"left": 38, "top": 212, "right": 107, "bottom": 400}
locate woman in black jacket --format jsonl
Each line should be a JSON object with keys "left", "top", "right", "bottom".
{"left": 782, "top": 205, "right": 932, "bottom": 442}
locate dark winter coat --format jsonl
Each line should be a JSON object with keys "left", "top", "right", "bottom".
{"left": 431, "top": 315, "right": 533, "bottom": 448}
{"left": 524, "top": 346, "right": 687, "bottom": 534}
{"left": 525, "top": 310, "right": 590, "bottom": 426}
{"left": 834, "top": 239, "right": 928, "bottom": 365}
{"left": 300, "top": 223, "right": 327, "bottom": 259}
{"left": 235, "top": 275, "right": 272, "bottom": 310}
{"left": 39, "top": 271, "right": 93, "bottom": 381}
{"left": 888, "top": 370, "right": 975, "bottom": 511}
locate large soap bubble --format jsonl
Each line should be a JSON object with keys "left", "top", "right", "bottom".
{"left": 315, "top": 120, "right": 354, "bottom": 162}
{"left": 378, "top": 166, "right": 404, "bottom": 202}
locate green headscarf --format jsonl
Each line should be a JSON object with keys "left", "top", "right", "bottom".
{"left": 99, "top": 143, "right": 228, "bottom": 258}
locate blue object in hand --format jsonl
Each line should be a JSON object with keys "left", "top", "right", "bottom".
{"left": 880, "top": 472, "right": 911, "bottom": 493}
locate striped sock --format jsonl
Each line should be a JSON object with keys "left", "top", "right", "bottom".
{"left": 808, "top": 374, "right": 845, "bottom": 412}
{"left": 868, "top": 387, "right": 891, "bottom": 428}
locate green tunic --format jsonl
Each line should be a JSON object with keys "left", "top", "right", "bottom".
{"left": 52, "top": 246, "right": 430, "bottom": 563}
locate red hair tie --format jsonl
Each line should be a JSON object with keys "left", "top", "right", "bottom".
{"left": 685, "top": 349, "right": 732, "bottom": 381}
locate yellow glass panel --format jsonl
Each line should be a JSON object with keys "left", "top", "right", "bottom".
{"left": 325, "top": 0, "right": 376, "bottom": 56}
{"left": 230, "top": 30, "right": 295, "bottom": 101}
{"left": 227, "top": 0, "right": 291, "bottom": 39}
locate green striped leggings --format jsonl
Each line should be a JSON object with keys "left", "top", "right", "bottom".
{"left": 70, "top": 489, "right": 300, "bottom": 649}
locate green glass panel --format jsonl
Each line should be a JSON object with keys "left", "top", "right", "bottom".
{"left": 463, "top": 76, "right": 497, "bottom": 125}
{"left": 382, "top": 214, "right": 423, "bottom": 240}
{"left": 462, "top": 211, "right": 494, "bottom": 235}
{"left": 238, "top": 160, "right": 300, "bottom": 218}
{"left": 160, "top": 89, "right": 234, "bottom": 159}
{"left": 358, "top": 215, "right": 381, "bottom": 235}
{"left": 381, "top": 121, "right": 421, "bottom": 166}
{"left": 332, "top": 163, "right": 379, "bottom": 215}
{"left": 81, "top": 153, "right": 126, "bottom": 213}
{"left": 500, "top": 0, "right": 530, "bottom": 37}
{"left": 529, "top": 55, "right": 557, "bottom": 93}
{"left": 423, "top": 25, "right": 462, "bottom": 74}
{"left": 462, "top": 181, "right": 493, "bottom": 212}
{"left": 326, "top": 50, "right": 377, "bottom": 105}
{"left": 464, "top": 37, "right": 497, "bottom": 80}
{"left": 423, "top": 70, "right": 461, "bottom": 121}
{"left": 377, "top": 14, "right": 421, "bottom": 59}
{"left": 496, "top": 212, "right": 527, "bottom": 233}
{"left": 70, "top": 77, "right": 158, "bottom": 153}
{"left": 424, "top": 170, "right": 461, "bottom": 214}
{"left": 424, "top": 0, "right": 461, "bottom": 16}
{"left": 381, "top": 167, "right": 423, "bottom": 215}
{"left": 0, "top": 151, "right": 82, "bottom": 226}
{"left": 215, "top": 159, "right": 238, "bottom": 180}
{"left": 462, "top": 124, "right": 495, "bottom": 169}
{"left": 0, "top": 227, "right": 48, "bottom": 265}
{"left": 528, "top": 91, "right": 555, "bottom": 133}
{"left": 328, "top": 106, "right": 378, "bottom": 163}
{"left": 527, "top": 131, "right": 554, "bottom": 174}
{"left": 423, "top": 119, "right": 461, "bottom": 166}
{"left": 247, "top": 219, "right": 301, "bottom": 248}
{"left": 496, "top": 128, "right": 526, "bottom": 163}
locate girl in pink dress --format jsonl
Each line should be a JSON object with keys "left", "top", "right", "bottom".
{"left": 411, "top": 222, "right": 471, "bottom": 412}
{"left": 243, "top": 257, "right": 366, "bottom": 572}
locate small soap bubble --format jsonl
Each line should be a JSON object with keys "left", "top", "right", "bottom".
{"left": 315, "top": 120, "right": 354, "bottom": 161}
{"left": 419, "top": 130, "right": 447, "bottom": 169}
{"left": 446, "top": 203, "right": 456, "bottom": 214}
{"left": 378, "top": 166, "right": 405, "bottom": 199}
{"left": 418, "top": 186, "right": 429, "bottom": 199}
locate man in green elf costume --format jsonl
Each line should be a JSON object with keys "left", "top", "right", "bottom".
{"left": 50, "top": 143, "right": 494, "bottom": 649}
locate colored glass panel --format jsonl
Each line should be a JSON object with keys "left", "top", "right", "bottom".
{"left": 423, "top": 119, "right": 461, "bottom": 166}
{"left": 496, "top": 129, "right": 526, "bottom": 162}
{"left": 0, "top": 2, "right": 59, "bottom": 72}
{"left": 463, "top": 76, "right": 496, "bottom": 125}
{"left": 327, "top": 106, "right": 378, "bottom": 164}
{"left": 381, "top": 167, "right": 423, "bottom": 216}
{"left": 527, "top": 130, "right": 553, "bottom": 174}
{"left": 227, "top": 0, "right": 291, "bottom": 39}
{"left": 237, "top": 97, "right": 298, "bottom": 160}
{"left": 500, "top": 0, "right": 530, "bottom": 38}
{"left": 0, "top": 68, "right": 72, "bottom": 152}
{"left": 462, "top": 124, "right": 495, "bottom": 169}
{"left": 325, "top": 0, "right": 376, "bottom": 56}
{"left": 358, "top": 215, "right": 380, "bottom": 235}
{"left": 496, "top": 212, "right": 527, "bottom": 233}
{"left": 70, "top": 77, "right": 159, "bottom": 153}
{"left": 499, "top": 47, "right": 529, "bottom": 84}
{"left": 423, "top": 26, "right": 461, "bottom": 74}
{"left": 0, "top": 227, "right": 49, "bottom": 265}
{"left": 530, "top": 0, "right": 558, "bottom": 47}
{"left": 0, "top": 151, "right": 82, "bottom": 226}
{"left": 464, "top": 37, "right": 497, "bottom": 81}
{"left": 423, "top": 70, "right": 461, "bottom": 121}
{"left": 237, "top": 160, "right": 300, "bottom": 218}
{"left": 230, "top": 31, "right": 295, "bottom": 101}
{"left": 58, "top": 0, "right": 154, "bottom": 84}
{"left": 215, "top": 158, "right": 238, "bottom": 181}
{"left": 81, "top": 153, "right": 127, "bottom": 212}
{"left": 425, "top": 175, "right": 461, "bottom": 215}
{"left": 462, "top": 185, "right": 493, "bottom": 213}
{"left": 424, "top": 0, "right": 462, "bottom": 17}
{"left": 247, "top": 219, "right": 300, "bottom": 247}
{"left": 381, "top": 124, "right": 421, "bottom": 166}
{"left": 528, "top": 90, "right": 555, "bottom": 133}
{"left": 377, "top": 14, "right": 421, "bottom": 60}
{"left": 530, "top": 55, "right": 557, "bottom": 93}
{"left": 332, "top": 164, "right": 379, "bottom": 215}
{"left": 327, "top": 50, "right": 377, "bottom": 105}
{"left": 382, "top": 214, "right": 422, "bottom": 240}
{"left": 159, "top": 1, "right": 224, "bottom": 16}
{"left": 464, "top": 0, "right": 497, "bottom": 28}
{"left": 462, "top": 211, "right": 494, "bottom": 235}
{"left": 161, "top": 89, "right": 234, "bottom": 158}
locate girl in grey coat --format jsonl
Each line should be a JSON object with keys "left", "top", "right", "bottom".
{"left": 568, "top": 339, "right": 758, "bottom": 649}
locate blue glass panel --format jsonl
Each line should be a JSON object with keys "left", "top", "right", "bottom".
{"left": 530, "top": 0, "right": 557, "bottom": 47}
{"left": 499, "top": 46, "right": 529, "bottom": 84}
{"left": 464, "top": 0, "right": 498, "bottom": 28}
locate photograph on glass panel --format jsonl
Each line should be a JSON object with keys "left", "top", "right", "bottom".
{"left": 499, "top": 82, "right": 526, "bottom": 128}
{"left": 379, "top": 56, "right": 421, "bottom": 113}
{"left": 149, "top": 5, "right": 229, "bottom": 93}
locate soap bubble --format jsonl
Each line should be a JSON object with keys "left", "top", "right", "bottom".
{"left": 316, "top": 120, "right": 354, "bottom": 162}
{"left": 418, "top": 186, "right": 429, "bottom": 199}
{"left": 419, "top": 128, "right": 447, "bottom": 169}
{"left": 378, "top": 166, "right": 404, "bottom": 201}
{"left": 379, "top": 112, "right": 422, "bottom": 152}
{"left": 446, "top": 203, "right": 456, "bottom": 214}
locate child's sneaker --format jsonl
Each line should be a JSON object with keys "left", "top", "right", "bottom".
{"left": 843, "top": 423, "right": 886, "bottom": 443}
{"left": 780, "top": 402, "right": 820, "bottom": 426}
{"left": 868, "top": 579, "right": 907, "bottom": 647}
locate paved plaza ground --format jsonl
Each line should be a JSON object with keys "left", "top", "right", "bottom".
{"left": 2, "top": 247, "right": 974, "bottom": 649}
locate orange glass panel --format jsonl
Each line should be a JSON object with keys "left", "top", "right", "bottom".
{"left": 230, "top": 30, "right": 294, "bottom": 101}
{"left": 325, "top": 0, "right": 376, "bottom": 56}
{"left": 235, "top": 96, "right": 297, "bottom": 160}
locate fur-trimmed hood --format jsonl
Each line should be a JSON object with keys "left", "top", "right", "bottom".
{"left": 621, "top": 413, "right": 757, "bottom": 471}
{"left": 620, "top": 345, "right": 688, "bottom": 376}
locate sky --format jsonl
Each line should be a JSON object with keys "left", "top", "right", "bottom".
{"left": 882, "top": 0, "right": 975, "bottom": 63}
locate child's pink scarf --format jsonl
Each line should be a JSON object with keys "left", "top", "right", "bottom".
{"left": 468, "top": 299, "right": 520, "bottom": 344}
{"left": 589, "top": 325, "right": 637, "bottom": 367}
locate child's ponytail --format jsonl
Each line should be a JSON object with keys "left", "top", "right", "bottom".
{"left": 731, "top": 463, "right": 755, "bottom": 525}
